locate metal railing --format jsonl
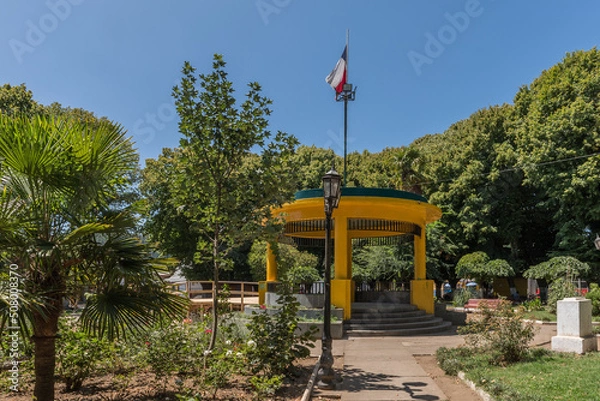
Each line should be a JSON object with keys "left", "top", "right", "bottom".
{"left": 355, "top": 281, "right": 409, "bottom": 292}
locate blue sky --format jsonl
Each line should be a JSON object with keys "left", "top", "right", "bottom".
{"left": 1, "top": 1, "right": 599, "bottom": 164}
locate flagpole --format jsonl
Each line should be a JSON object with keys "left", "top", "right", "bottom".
{"left": 339, "top": 30, "right": 355, "bottom": 186}
{"left": 343, "top": 30, "right": 349, "bottom": 186}
{"left": 326, "top": 31, "right": 356, "bottom": 187}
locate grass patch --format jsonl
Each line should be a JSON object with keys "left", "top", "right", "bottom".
{"left": 469, "top": 351, "right": 600, "bottom": 401}
{"left": 438, "top": 348, "right": 600, "bottom": 401}
{"left": 522, "top": 310, "right": 556, "bottom": 322}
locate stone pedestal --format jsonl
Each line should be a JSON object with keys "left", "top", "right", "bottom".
{"left": 551, "top": 297, "right": 597, "bottom": 354}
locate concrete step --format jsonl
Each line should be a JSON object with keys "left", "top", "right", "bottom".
{"left": 351, "top": 302, "right": 417, "bottom": 313}
{"left": 346, "top": 302, "right": 453, "bottom": 337}
{"left": 346, "top": 314, "right": 440, "bottom": 329}
{"left": 350, "top": 310, "right": 426, "bottom": 321}
{"left": 346, "top": 321, "right": 453, "bottom": 337}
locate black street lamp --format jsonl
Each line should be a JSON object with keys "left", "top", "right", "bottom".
{"left": 317, "top": 165, "right": 342, "bottom": 390}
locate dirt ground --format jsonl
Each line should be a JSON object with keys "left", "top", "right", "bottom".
{"left": 414, "top": 355, "right": 482, "bottom": 401}
{"left": 2, "top": 325, "right": 558, "bottom": 400}
{"left": 1, "top": 359, "right": 316, "bottom": 401}
{"left": 1, "top": 356, "right": 479, "bottom": 401}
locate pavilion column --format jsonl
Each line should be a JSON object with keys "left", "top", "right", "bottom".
{"left": 260, "top": 242, "right": 278, "bottom": 305}
{"left": 413, "top": 231, "right": 426, "bottom": 280}
{"left": 333, "top": 217, "right": 351, "bottom": 279}
{"left": 410, "top": 228, "right": 434, "bottom": 314}
{"left": 266, "top": 242, "right": 277, "bottom": 282}
{"left": 332, "top": 216, "right": 352, "bottom": 320}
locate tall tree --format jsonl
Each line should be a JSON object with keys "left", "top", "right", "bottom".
{"left": 513, "top": 48, "right": 600, "bottom": 262}
{"left": 290, "top": 145, "right": 339, "bottom": 190}
{"left": 170, "top": 54, "right": 299, "bottom": 349}
{"left": 0, "top": 115, "right": 187, "bottom": 401}
{"left": 0, "top": 83, "right": 43, "bottom": 117}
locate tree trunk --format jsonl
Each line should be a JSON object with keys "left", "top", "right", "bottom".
{"left": 209, "top": 240, "right": 219, "bottom": 350}
{"left": 32, "top": 297, "right": 61, "bottom": 401}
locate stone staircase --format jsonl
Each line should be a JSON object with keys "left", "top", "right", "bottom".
{"left": 344, "top": 302, "right": 452, "bottom": 337}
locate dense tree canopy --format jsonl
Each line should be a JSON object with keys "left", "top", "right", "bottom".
{"left": 140, "top": 48, "right": 600, "bottom": 291}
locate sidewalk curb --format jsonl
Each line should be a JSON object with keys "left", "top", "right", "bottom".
{"left": 301, "top": 357, "right": 321, "bottom": 401}
{"left": 458, "top": 371, "right": 494, "bottom": 401}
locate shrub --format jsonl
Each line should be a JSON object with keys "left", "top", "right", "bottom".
{"left": 586, "top": 283, "right": 600, "bottom": 316}
{"left": 520, "top": 297, "right": 543, "bottom": 312}
{"left": 56, "top": 319, "right": 113, "bottom": 391}
{"left": 249, "top": 374, "right": 284, "bottom": 400}
{"left": 452, "top": 288, "right": 474, "bottom": 307}
{"left": 547, "top": 278, "right": 578, "bottom": 314}
{"left": 245, "top": 282, "right": 316, "bottom": 378}
{"left": 458, "top": 301, "right": 535, "bottom": 364}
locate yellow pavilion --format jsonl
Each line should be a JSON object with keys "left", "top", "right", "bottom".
{"left": 260, "top": 187, "right": 442, "bottom": 320}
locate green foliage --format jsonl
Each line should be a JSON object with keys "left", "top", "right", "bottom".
{"left": 458, "top": 301, "right": 535, "bottom": 365}
{"left": 456, "top": 252, "right": 515, "bottom": 296}
{"left": 585, "top": 283, "right": 600, "bottom": 316}
{"left": 0, "top": 110, "right": 187, "bottom": 400}
{"left": 514, "top": 49, "right": 600, "bottom": 260}
{"left": 547, "top": 278, "right": 578, "bottom": 314}
{"left": 520, "top": 297, "right": 544, "bottom": 312}
{"left": 451, "top": 288, "right": 475, "bottom": 307}
{"left": 56, "top": 319, "right": 113, "bottom": 392}
{"left": 249, "top": 374, "right": 284, "bottom": 401}
{"left": 425, "top": 221, "right": 459, "bottom": 282}
{"left": 352, "top": 243, "right": 413, "bottom": 283}
{"left": 142, "top": 316, "right": 245, "bottom": 398}
{"left": 159, "top": 54, "right": 300, "bottom": 349}
{"left": 248, "top": 240, "right": 319, "bottom": 285}
{"left": 436, "top": 346, "right": 491, "bottom": 376}
{"left": 524, "top": 256, "right": 590, "bottom": 282}
{"left": 0, "top": 83, "right": 43, "bottom": 117}
{"left": 245, "top": 282, "right": 315, "bottom": 378}
{"left": 290, "top": 145, "right": 339, "bottom": 190}
{"left": 468, "top": 351, "right": 600, "bottom": 401}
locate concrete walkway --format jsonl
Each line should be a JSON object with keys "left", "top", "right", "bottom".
{"left": 311, "top": 328, "right": 465, "bottom": 400}
{"left": 309, "top": 323, "right": 557, "bottom": 400}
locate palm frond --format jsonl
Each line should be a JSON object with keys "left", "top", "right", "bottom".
{"left": 0, "top": 279, "right": 52, "bottom": 339}
{"left": 79, "top": 287, "right": 188, "bottom": 340}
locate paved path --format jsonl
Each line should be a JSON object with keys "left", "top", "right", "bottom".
{"left": 310, "top": 322, "right": 557, "bottom": 400}
{"left": 311, "top": 328, "right": 465, "bottom": 400}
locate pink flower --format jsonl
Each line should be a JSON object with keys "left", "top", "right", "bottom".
{"left": 205, "top": 328, "right": 212, "bottom": 334}
{"left": 259, "top": 304, "right": 267, "bottom": 310}
{"left": 182, "top": 318, "right": 192, "bottom": 324}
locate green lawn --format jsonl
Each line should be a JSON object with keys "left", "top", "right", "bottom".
{"left": 443, "top": 349, "right": 600, "bottom": 401}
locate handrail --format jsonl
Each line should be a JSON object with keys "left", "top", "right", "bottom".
{"left": 168, "top": 281, "right": 260, "bottom": 312}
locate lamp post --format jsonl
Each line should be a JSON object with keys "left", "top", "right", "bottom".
{"left": 318, "top": 165, "right": 342, "bottom": 390}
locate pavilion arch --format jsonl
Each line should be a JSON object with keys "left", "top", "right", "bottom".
{"left": 261, "top": 187, "right": 442, "bottom": 320}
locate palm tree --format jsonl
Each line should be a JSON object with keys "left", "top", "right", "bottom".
{"left": 0, "top": 115, "right": 187, "bottom": 401}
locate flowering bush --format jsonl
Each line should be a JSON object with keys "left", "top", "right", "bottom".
{"left": 56, "top": 319, "right": 113, "bottom": 391}
{"left": 245, "top": 282, "right": 316, "bottom": 379}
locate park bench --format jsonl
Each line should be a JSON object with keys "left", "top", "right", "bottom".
{"left": 463, "top": 298, "right": 504, "bottom": 312}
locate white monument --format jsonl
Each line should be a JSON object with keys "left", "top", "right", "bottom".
{"left": 551, "top": 297, "right": 597, "bottom": 354}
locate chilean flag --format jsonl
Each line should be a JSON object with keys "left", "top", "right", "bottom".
{"left": 325, "top": 46, "right": 347, "bottom": 94}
